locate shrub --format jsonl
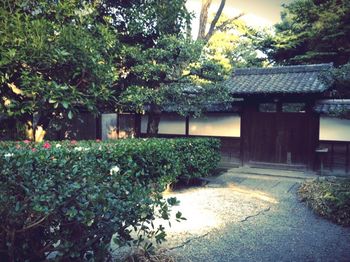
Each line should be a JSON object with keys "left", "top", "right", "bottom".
{"left": 0, "top": 138, "right": 220, "bottom": 261}
{"left": 174, "top": 138, "right": 221, "bottom": 181}
{"left": 299, "top": 178, "right": 350, "bottom": 227}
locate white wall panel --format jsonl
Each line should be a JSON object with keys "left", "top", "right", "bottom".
{"left": 141, "top": 115, "right": 148, "bottom": 134}
{"left": 320, "top": 116, "right": 350, "bottom": 141}
{"left": 141, "top": 114, "right": 186, "bottom": 135}
{"left": 189, "top": 113, "right": 240, "bottom": 137}
{"left": 159, "top": 114, "right": 186, "bottom": 134}
{"left": 101, "top": 113, "right": 117, "bottom": 140}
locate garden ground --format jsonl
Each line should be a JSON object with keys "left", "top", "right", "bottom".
{"left": 159, "top": 168, "right": 350, "bottom": 262}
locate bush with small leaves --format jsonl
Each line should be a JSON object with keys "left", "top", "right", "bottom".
{"left": 0, "top": 138, "right": 220, "bottom": 261}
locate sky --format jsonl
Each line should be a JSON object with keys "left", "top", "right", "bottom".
{"left": 186, "top": 0, "right": 295, "bottom": 36}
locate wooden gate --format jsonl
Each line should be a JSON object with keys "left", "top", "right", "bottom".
{"left": 242, "top": 109, "right": 319, "bottom": 166}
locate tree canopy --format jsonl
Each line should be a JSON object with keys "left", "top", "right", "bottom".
{"left": 205, "top": 17, "right": 271, "bottom": 71}
{"left": 0, "top": 0, "right": 234, "bottom": 138}
{"left": 100, "top": 0, "right": 232, "bottom": 135}
{"left": 263, "top": 0, "right": 350, "bottom": 66}
{"left": 0, "top": 0, "right": 118, "bottom": 140}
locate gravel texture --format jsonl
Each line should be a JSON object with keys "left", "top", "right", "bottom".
{"left": 158, "top": 168, "right": 350, "bottom": 262}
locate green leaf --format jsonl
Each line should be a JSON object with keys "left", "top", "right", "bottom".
{"left": 175, "top": 211, "right": 182, "bottom": 219}
{"left": 68, "top": 111, "right": 73, "bottom": 119}
{"left": 62, "top": 101, "right": 69, "bottom": 109}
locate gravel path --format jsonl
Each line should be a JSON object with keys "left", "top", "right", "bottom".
{"left": 159, "top": 168, "right": 350, "bottom": 262}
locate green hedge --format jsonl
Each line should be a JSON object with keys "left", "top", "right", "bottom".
{"left": 175, "top": 138, "right": 221, "bottom": 181}
{"left": 0, "top": 138, "right": 220, "bottom": 261}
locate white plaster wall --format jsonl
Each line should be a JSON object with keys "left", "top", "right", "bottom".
{"left": 320, "top": 116, "right": 350, "bottom": 141}
{"left": 189, "top": 113, "right": 241, "bottom": 137}
{"left": 141, "top": 115, "right": 148, "bottom": 133}
{"left": 101, "top": 113, "right": 118, "bottom": 140}
{"left": 141, "top": 114, "right": 186, "bottom": 135}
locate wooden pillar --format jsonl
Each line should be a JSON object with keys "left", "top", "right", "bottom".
{"left": 134, "top": 114, "right": 142, "bottom": 138}
{"left": 331, "top": 143, "right": 334, "bottom": 171}
{"left": 305, "top": 100, "right": 320, "bottom": 170}
{"left": 185, "top": 116, "right": 189, "bottom": 137}
{"left": 95, "top": 115, "right": 102, "bottom": 140}
{"left": 116, "top": 112, "right": 120, "bottom": 139}
{"left": 346, "top": 143, "right": 349, "bottom": 173}
{"left": 239, "top": 111, "right": 244, "bottom": 166}
{"left": 240, "top": 100, "right": 256, "bottom": 165}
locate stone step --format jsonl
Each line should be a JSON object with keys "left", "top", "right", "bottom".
{"left": 247, "top": 161, "right": 307, "bottom": 171}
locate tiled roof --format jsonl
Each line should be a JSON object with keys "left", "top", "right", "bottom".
{"left": 314, "top": 99, "right": 350, "bottom": 114}
{"left": 225, "top": 63, "right": 333, "bottom": 95}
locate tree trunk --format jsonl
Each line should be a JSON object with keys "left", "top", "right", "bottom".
{"left": 147, "top": 104, "right": 162, "bottom": 137}
{"left": 205, "top": 0, "right": 226, "bottom": 42}
{"left": 34, "top": 112, "right": 51, "bottom": 142}
{"left": 197, "top": 0, "right": 212, "bottom": 40}
{"left": 198, "top": 0, "right": 239, "bottom": 43}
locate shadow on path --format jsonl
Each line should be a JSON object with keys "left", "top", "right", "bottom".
{"left": 160, "top": 168, "right": 350, "bottom": 262}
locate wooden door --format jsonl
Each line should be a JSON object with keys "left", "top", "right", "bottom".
{"left": 242, "top": 110, "right": 318, "bottom": 165}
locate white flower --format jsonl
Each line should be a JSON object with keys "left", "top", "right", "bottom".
{"left": 55, "top": 144, "right": 62, "bottom": 148}
{"left": 74, "top": 147, "right": 89, "bottom": 152}
{"left": 4, "top": 153, "right": 14, "bottom": 158}
{"left": 110, "top": 166, "right": 120, "bottom": 175}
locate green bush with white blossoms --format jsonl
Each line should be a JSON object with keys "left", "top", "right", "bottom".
{"left": 0, "top": 138, "right": 220, "bottom": 261}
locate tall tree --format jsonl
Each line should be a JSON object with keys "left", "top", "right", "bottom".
{"left": 119, "top": 35, "right": 231, "bottom": 135}
{"left": 262, "top": 0, "right": 350, "bottom": 66}
{"left": 98, "top": 0, "right": 192, "bottom": 45}
{"left": 99, "top": 0, "right": 231, "bottom": 136}
{"left": 197, "top": 0, "right": 243, "bottom": 42}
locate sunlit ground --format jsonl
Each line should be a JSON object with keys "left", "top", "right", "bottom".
{"left": 111, "top": 176, "right": 286, "bottom": 259}
{"left": 158, "top": 182, "right": 278, "bottom": 248}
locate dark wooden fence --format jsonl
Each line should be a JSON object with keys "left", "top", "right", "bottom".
{"left": 317, "top": 140, "right": 350, "bottom": 175}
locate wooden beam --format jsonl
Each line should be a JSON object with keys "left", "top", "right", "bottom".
{"left": 116, "top": 112, "right": 120, "bottom": 139}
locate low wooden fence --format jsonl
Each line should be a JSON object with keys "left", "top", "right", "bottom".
{"left": 318, "top": 140, "right": 350, "bottom": 175}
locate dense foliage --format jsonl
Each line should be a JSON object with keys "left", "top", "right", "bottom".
{"left": 256, "top": 0, "right": 350, "bottom": 102}
{"left": 98, "top": 0, "right": 232, "bottom": 135}
{"left": 0, "top": 1, "right": 118, "bottom": 139}
{"left": 299, "top": 178, "right": 350, "bottom": 227}
{"left": 0, "top": 0, "right": 233, "bottom": 138}
{"left": 0, "top": 138, "right": 220, "bottom": 261}
{"left": 205, "top": 17, "right": 271, "bottom": 71}
{"left": 328, "top": 63, "right": 350, "bottom": 98}
{"left": 262, "top": 0, "right": 350, "bottom": 66}
{"left": 173, "top": 138, "right": 221, "bottom": 181}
